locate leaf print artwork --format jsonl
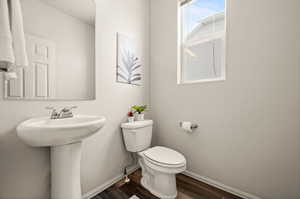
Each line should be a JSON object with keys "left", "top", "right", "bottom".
{"left": 116, "top": 33, "right": 142, "bottom": 85}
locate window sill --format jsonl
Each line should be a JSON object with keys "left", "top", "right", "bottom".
{"left": 178, "top": 77, "right": 225, "bottom": 85}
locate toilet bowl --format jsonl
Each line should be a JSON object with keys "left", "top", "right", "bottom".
{"left": 138, "top": 146, "right": 186, "bottom": 199}
{"left": 121, "top": 120, "right": 186, "bottom": 199}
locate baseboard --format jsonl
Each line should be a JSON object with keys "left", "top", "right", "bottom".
{"left": 183, "top": 170, "right": 262, "bottom": 199}
{"left": 82, "top": 165, "right": 140, "bottom": 199}
{"left": 83, "top": 166, "right": 261, "bottom": 199}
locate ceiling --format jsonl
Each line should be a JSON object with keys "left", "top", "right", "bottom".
{"left": 39, "top": 0, "right": 95, "bottom": 25}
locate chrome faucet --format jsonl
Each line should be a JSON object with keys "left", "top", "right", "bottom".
{"left": 46, "top": 106, "right": 59, "bottom": 119}
{"left": 46, "top": 106, "right": 77, "bottom": 119}
{"left": 58, "top": 106, "right": 77, "bottom": 119}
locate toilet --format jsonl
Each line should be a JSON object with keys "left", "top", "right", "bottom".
{"left": 121, "top": 120, "right": 186, "bottom": 199}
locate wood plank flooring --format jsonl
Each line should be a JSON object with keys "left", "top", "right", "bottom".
{"left": 93, "top": 170, "right": 242, "bottom": 199}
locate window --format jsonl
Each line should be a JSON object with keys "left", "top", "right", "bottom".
{"left": 178, "top": 0, "right": 226, "bottom": 84}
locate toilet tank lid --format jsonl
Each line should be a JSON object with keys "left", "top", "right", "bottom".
{"left": 121, "top": 120, "right": 153, "bottom": 129}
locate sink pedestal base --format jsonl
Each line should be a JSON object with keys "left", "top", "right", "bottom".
{"left": 51, "top": 142, "right": 82, "bottom": 199}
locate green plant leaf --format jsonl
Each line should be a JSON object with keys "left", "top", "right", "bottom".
{"left": 132, "top": 105, "right": 147, "bottom": 114}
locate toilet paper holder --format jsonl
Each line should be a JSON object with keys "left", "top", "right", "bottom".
{"left": 179, "top": 121, "right": 198, "bottom": 130}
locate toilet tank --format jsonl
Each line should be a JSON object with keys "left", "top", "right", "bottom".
{"left": 121, "top": 120, "right": 153, "bottom": 152}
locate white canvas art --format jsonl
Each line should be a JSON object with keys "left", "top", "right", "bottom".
{"left": 116, "top": 33, "right": 142, "bottom": 85}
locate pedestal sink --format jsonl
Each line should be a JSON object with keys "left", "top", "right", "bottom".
{"left": 17, "top": 115, "right": 106, "bottom": 199}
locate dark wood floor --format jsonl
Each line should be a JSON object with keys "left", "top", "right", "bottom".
{"left": 93, "top": 169, "right": 242, "bottom": 199}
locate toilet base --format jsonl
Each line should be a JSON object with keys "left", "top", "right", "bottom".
{"left": 138, "top": 154, "right": 185, "bottom": 199}
{"left": 140, "top": 174, "right": 177, "bottom": 199}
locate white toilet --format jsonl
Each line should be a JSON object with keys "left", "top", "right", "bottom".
{"left": 121, "top": 120, "right": 186, "bottom": 199}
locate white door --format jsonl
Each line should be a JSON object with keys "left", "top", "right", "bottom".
{"left": 5, "top": 34, "right": 56, "bottom": 99}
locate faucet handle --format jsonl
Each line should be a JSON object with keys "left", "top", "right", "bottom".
{"left": 69, "top": 106, "right": 78, "bottom": 110}
{"left": 61, "top": 106, "right": 78, "bottom": 113}
{"left": 46, "top": 106, "right": 55, "bottom": 110}
{"left": 46, "top": 106, "right": 59, "bottom": 119}
{"left": 46, "top": 106, "right": 57, "bottom": 113}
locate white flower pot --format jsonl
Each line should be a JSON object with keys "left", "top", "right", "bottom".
{"left": 136, "top": 114, "right": 144, "bottom": 121}
{"left": 128, "top": 117, "right": 135, "bottom": 123}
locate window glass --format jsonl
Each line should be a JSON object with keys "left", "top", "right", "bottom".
{"left": 180, "top": 0, "right": 226, "bottom": 83}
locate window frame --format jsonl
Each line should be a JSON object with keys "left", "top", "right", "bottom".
{"left": 177, "top": 0, "right": 228, "bottom": 85}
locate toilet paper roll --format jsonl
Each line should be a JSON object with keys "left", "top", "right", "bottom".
{"left": 181, "top": 121, "right": 193, "bottom": 132}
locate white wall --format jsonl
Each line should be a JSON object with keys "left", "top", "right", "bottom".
{"left": 0, "top": 0, "right": 149, "bottom": 198}
{"left": 1, "top": 0, "right": 299, "bottom": 198}
{"left": 22, "top": 0, "right": 95, "bottom": 99}
{"left": 150, "top": 0, "right": 300, "bottom": 199}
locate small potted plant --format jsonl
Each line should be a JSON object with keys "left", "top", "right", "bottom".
{"left": 127, "top": 111, "right": 134, "bottom": 123}
{"left": 132, "top": 105, "right": 147, "bottom": 121}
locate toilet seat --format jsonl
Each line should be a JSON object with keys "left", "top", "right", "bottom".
{"left": 143, "top": 146, "right": 186, "bottom": 168}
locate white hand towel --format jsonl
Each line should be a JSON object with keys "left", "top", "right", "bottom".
{"left": 10, "top": 0, "right": 28, "bottom": 67}
{"left": 0, "top": 0, "right": 15, "bottom": 65}
{"left": 0, "top": 0, "right": 28, "bottom": 71}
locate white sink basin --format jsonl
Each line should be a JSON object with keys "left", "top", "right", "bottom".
{"left": 16, "top": 115, "right": 106, "bottom": 199}
{"left": 17, "top": 115, "right": 106, "bottom": 146}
